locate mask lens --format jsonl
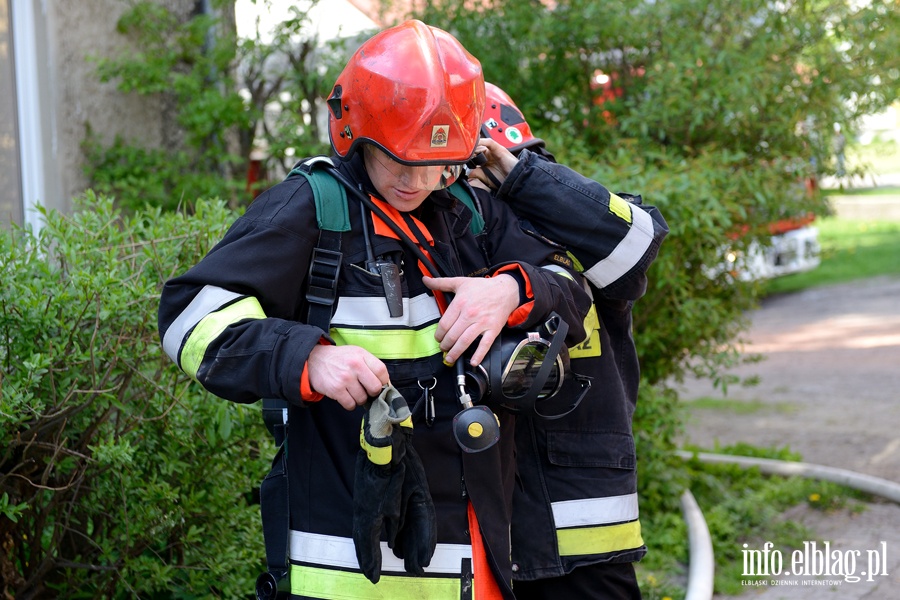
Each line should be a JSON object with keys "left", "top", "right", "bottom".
{"left": 367, "top": 146, "right": 461, "bottom": 190}
{"left": 501, "top": 342, "right": 561, "bottom": 400}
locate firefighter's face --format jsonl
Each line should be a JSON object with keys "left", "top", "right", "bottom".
{"left": 364, "top": 146, "right": 452, "bottom": 211}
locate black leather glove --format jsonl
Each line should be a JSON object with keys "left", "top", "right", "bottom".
{"left": 388, "top": 434, "right": 436, "bottom": 576}
{"left": 353, "top": 384, "right": 436, "bottom": 584}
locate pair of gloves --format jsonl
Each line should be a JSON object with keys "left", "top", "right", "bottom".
{"left": 353, "top": 384, "right": 437, "bottom": 584}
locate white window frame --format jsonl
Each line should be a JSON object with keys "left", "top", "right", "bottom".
{"left": 11, "top": 0, "right": 46, "bottom": 235}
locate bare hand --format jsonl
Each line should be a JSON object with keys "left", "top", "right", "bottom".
{"left": 423, "top": 274, "right": 520, "bottom": 366}
{"left": 467, "top": 137, "right": 519, "bottom": 190}
{"left": 307, "top": 345, "right": 390, "bottom": 410}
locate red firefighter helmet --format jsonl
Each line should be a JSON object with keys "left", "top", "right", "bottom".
{"left": 481, "top": 82, "right": 546, "bottom": 155}
{"left": 328, "top": 20, "right": 485, "bottom": 166}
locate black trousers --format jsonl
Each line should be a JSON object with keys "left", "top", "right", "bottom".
{"left": 513, "top": 562, "right": 642, "bottom": 600}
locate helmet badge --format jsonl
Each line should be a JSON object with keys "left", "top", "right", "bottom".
{"left": 430, "top": 125, "right": 449, "bottom": 148}
{"left": 504, "top": 126, "right": 523, "bottom": 145}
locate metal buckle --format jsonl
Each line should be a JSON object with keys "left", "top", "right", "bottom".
{"left": 306, "top": 247, "right": 342, "bottom": 306}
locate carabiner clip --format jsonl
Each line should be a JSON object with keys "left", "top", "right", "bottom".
{"left": 418, "top": 377, "right": 437, "bottom": 427}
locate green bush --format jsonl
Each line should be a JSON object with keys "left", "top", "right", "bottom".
{"left": 0, "top": 195, "right": 272, "bottom": 598}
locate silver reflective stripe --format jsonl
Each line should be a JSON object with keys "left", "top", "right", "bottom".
{"left": 551, "top": 493, "right": 640, "bottom": 528}
{"left": 331, "top": 293, "right": 441, "bottom": 328}
{"left": 582, "top": 207, "right": 655, "bottom": 288}
{"left": 162, "top": 285, "right": 242, "bottom": 363}
{"left": 289, "top": 530, "right": 471, "bottom": 574}
{"left": 541, "top": 264, "right": 576, "bottom": 281}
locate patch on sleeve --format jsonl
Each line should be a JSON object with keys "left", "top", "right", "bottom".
{"left": 551, "top": 253, "right": 574, "bottom": 270}
{"left": 609, "top": 193, "right": 633, "bottom": 224}
{"left": 569, "top": 304, "right": 601, "bottom": 359}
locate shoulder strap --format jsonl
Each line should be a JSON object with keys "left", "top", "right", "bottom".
{"left": 285, "top": 157, "right": 348, "bottom": 332}
{"left": 286, "top": 156, "right": 351, "bottom": 233}
{"left": 448, "top": 180, "right": 485, "bottom": 235}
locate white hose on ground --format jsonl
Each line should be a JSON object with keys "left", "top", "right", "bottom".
{"left": 676, "top": 451, "right": 900, "bottom": 504}
{"left": 680, "top": 489, "right": 715, "bottom": 600}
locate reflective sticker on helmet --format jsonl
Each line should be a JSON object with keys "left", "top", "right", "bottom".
{"left": 484, "top": 118, "right": 498, "bottom": 130}
{"left": 505, "top": 126, "right": 523, "bottom": 145}
{"left": 343, "top": 125, "right": 353, "bottom": 139}
{"left": 431, "top": 125, "right": 449, "bottom": 147}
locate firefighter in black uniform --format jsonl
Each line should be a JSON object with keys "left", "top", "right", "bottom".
{"left": 158, "top": 22, "right": 591, "bottom": 600}
{"left": 469, "top": 83, "right": 670, "bottom": 600}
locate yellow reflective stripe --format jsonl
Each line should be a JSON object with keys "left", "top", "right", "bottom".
{"left": 569, "top": 304, "right": 601, "bottom": 359}
{"left": 360, "top": 428, "right": 392, "bottom": 466}
{"left": 557, "top": 519, "right": 644, "bottom": 557}
{"left": 608, "top": 193, "right": 633, "bottom": 224}
{"left": 566, "top": 251, "right": 585, "bottom": 273}
{"left": 291, "top": 564, "right": 461, "bottom": 600}
{"left": 330, "top": 324, "right": 441, "bottom": 360}
{"left": 162, "top": 285, "right": 242, "bottom": 362}
{"left": 181, "top": 296, "right": 266, "bottom": 379}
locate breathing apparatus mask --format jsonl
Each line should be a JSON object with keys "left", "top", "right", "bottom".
{"left": 452, "top": 312, "right": 592, "bottom": 453}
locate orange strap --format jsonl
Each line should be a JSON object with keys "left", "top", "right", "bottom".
{"left": 369, "top": 196, "right": 448, "bottom": 312}
{"left": 467, "top": 501, "right": 503, "bottom": 600}
{"left": 490, "top": 263, "right": 534, "bottom": 327}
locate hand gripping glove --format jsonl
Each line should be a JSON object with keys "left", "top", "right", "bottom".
{"left": 352, "top": 384, "right": 435, "bottom": 583}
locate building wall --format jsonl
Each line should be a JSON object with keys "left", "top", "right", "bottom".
{"left": 49, "top": 1, "right": 204, "bottom": 214}
{"left": 0, "top": 0, "right": 21, "bottom": 227}
{"left": 1, "top": 0, "right": 199, "bottom": 228}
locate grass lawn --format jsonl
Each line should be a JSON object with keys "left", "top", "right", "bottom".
{"left": 823, "top": 185, "right": 900, "bottom": 196}
{"left": 763, "top": 217, "right": 900, "bottom": 295}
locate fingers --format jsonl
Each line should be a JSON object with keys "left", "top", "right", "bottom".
{"left": 307, "top": 345, "right": 390, "bottom": 411}
{"left": 440, "top": 320, "right": 483, "bottom": 366}
{"left": 466, "top": 329, "right": 499, "bottom": 367}
{"left": 425, "top": 275, "right": 520, "bottom": 365}
{"left": 422, "top": 275, "right": 459, "bottom": 293}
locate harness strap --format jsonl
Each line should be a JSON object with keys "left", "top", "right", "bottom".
{"left": 259, "top": 159, "right": 349, "bottom": 599}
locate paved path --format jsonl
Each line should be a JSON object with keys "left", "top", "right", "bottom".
{"left": 676, "top": 276, "right": 900, "bottom": 599}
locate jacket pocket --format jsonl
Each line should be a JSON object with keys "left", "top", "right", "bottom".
{"left": 547, "top": 431, "right": 635, "bottom": 469}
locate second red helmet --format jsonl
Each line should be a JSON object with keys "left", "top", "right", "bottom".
{"left": 328, "top": 20, "right": 485, "bottom": 166}
{"left": 481, "top": 82, "right": 546, "bottom": 155}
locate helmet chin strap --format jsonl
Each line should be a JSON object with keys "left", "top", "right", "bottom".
{"left": 465, "top": 151, "right": 504, "bottom": 190}
{"left": 480, "top": 166, "right": 505, "bottom": 190}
